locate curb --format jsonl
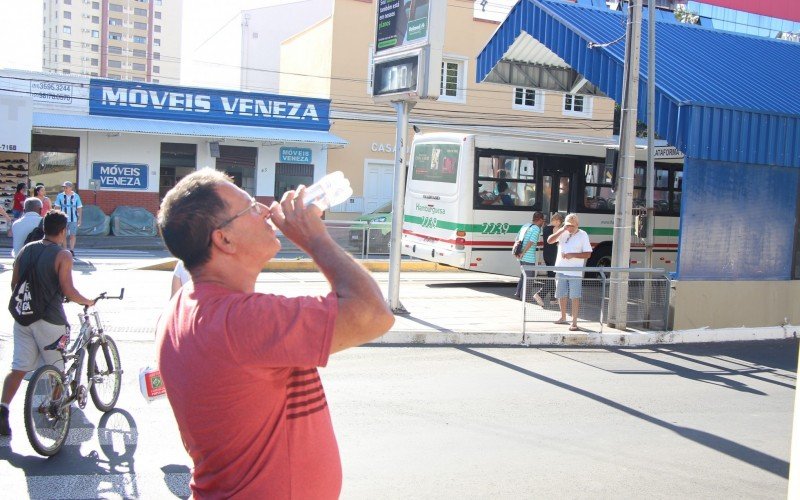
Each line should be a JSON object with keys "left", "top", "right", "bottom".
{"left": 136, "top": 258, "right": 460, "bottom": 273}
{"left": 371, "top": 325, "right": 799, "bottom": 346}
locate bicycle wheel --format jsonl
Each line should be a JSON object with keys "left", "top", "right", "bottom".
{"left": 24, "top": 365, "right": 71, "bottom": 457}
{"left": 88, "top": 336, "right": 122, "bottom": 412}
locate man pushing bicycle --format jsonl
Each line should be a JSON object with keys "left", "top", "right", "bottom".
{"left": 0, "top": 210, "right": 95, "bottom": 436}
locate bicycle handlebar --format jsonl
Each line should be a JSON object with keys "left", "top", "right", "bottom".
{"left": 82, "top": 288, "right": 125, "bottom": 311}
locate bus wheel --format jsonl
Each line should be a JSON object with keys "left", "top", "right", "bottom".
{"left": 588, "top": 245, "right": 612, "bottom": 278}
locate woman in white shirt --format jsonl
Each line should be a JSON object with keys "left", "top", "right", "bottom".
{"left": 170, "top": 260, "right": 191, "bottom": 297}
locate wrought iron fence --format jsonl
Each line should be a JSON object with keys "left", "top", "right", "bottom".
{"left": 520, "top": 265, "right": 671, "bottom": 335}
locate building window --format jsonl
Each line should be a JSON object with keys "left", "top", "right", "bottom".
{"left": 62, "top": 40, "right": 71, "bottom": 48}
{"left": 563, "top": 94, "right": 593, "bottom": 117}
{"left": 63, "top": 0, "right": 71, "bottom": 4}
{"left": 63, "top": 54, "right": 71, "bottom": 63}
{"left": 155, "top": 0, "right": 162, "bottom": 5}
{"left": 152, "top": 79, "right": 159, "bottom": 83}
{"left": 512, "top": 87, "right": 544, "bottom": 112}
{"left": 62, "top": 69, "right": 70, "bottom": 74}
{"left": 153, "top": 52, "right": 160, "bottom": 60}
{"left": 63, "top": 11, "right": 71, "bottom": 19}
{"left": 109, "top": 32, "right": 122, "bottom": 41}
{"left": 439, "top": 57, "right": 466, "bottom": 103}
{"left": 108, "top": 74, "right": 122, "bottom": 80}
{"left": 133, "top": 35, "right": 146, "bottom": 44}
{"left": 154, "top": 25, "right": 161, "bottom": 33}
{"left": 91, "top": 30, "right": 99, "bottom": 38}
{"left": 109, "top": 18, "right": 122, "bottom": 26}
{"left": 92, "top": 1, "right": 99, "bottom": 9}
{"left": 132, "top": 49, "right": 146, "bottom": 58}
{"left": 134, "top": 8, "right": 147, "bottom": 16}
{"left": 132, "top": 63, "right": 146, "bottom": 71}
{"left": 153, "top": 65, "right": 160, "bottom": 74}
{"left": 91, "top": 44, "right": 99, "bottom": 51}
{"left": 63, "top": 26, "right": 71, "bottom": 34}
{"left": 109, "top": 3, "right": 123, "bottom": 12}
{"left": 108, "top": 46, "right": 122, "bottom": 54}
{"left": 108, "top": 59, "right": 122, "bottom": 68}
{"left": 154, "top": 38, "right": 161, "bottom": 46}
{"left": 134, "top": 21, "right": 147, "bottom": 30}
{"left": 155, "top": 11, "right": 161, "bottom": 19}
{"left": 132, "top": 76, "right": 145, "bottom": 82}
{"left": 91, "top": 15, "right": 99, "bottom": 23}
{"left": 91, "top": 58, "right": 98, "bottom": 66}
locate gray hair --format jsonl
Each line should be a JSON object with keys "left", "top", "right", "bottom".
{"left": 551, "top": 212, "right": 565, "bottom": 223}
{"left": 23, "top": 197, "right": 43, "bottom": 214}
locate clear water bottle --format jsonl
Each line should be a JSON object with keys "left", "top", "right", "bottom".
{"left": 302, "top": 171, "right": 353, "bottom": 211}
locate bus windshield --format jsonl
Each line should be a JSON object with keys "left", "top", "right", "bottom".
{"left": 411, "top": 143, "right": 460, "bottom": 183}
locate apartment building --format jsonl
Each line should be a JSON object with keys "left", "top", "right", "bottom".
{"left": 42, "top": 0, "right": 181, "bottom": 83}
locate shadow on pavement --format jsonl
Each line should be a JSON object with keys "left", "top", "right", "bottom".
{"left": 458, "top": 346, "right": 791, "bottom": 479}
{"left": 162, "top": 463, "right": 191, "bottom": 499}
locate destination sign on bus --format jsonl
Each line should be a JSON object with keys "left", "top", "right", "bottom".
{"left": 412, "top": 143, "right": 459, "bottom": 183}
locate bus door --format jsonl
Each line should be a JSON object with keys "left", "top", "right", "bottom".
{"left": 541, "top": 168, "right": 572, "bottom": 216}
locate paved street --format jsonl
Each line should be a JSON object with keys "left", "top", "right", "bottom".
{"left": 0, "top": 266, "right": 796, "bottom": 499}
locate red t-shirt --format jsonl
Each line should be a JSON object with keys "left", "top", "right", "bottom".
{"left": 13, "top": 191, "right": 25, "bottom": 211}
{"left": 157, "top": 282, "right": 341, "bottom": 499}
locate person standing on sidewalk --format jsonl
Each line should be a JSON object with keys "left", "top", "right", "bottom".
{"left": 54, "top": 181, "right": 82, "bottom": 257}
{"left": 0, "top": 210, "right": 96, "bottom": 436}
{"left": 10, "top": 197, "right": 43, "bottom": 258}
{"left": 547, "top": 213, "right": 592, "bottom": 331}
{"left": 11, "top": 183, "right": 26, "bottom": 220}
{"left": 34, "top": 184, "right": 52, "bottom": 216}
{"left": 514, "top": 211, "right": 545, "bottom": 304}
{"left": 156, "top": 169, "right": 394, "bottom": 498}
{"left": 541, "top": 212, "right": 564, "bottom": 304}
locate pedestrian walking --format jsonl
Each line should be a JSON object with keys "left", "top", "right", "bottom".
{"left": 547, "top": 213, "right": 592, "bottom": 331}
{"left": 155, "top": 169, "right": 394, "bottom": 498}
{"left": 34, "top": 184, "right": 52, "bottom": 217}
{"left": 54, "top": 181, "right": 82, "bottom": 257}
{"left": 541, "top": 212, "right": 564, "bottom": 304}
{"left": 10, "top": 197, "right": 43, "bottom": 258}
{"left": 0, "top": 210, "right": 96, "bottom": 436}
{"left": 514, "top": 211, "right": 545, "bottom": 305}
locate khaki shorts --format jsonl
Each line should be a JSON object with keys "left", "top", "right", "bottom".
{"left": 11, "top": 320, "right": 68, "bottom": 372}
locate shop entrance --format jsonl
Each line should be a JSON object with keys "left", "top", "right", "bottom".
{"left": 217, "top": 146, "right": 257, "bottom": 196}
{"left": 159, "top": 143, "right": 197, "bottom": 199}
{"left": 274, "top": 163, "right": 314, "bottom": 202}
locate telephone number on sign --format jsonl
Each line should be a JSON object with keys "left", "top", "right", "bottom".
{"left": 0, "top": 145, "right": 19, "bottom": 151}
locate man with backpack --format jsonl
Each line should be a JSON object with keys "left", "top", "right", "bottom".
{"left": 0, "top": 210, "right": 95, "bottom": 436}
{"left": 10, "top": 197, "right": 43, "bottom": 258}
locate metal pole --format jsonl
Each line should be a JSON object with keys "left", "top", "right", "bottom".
{"left": 387, "top": 100, "right": 414, "bottom": 314}
{"left": 608, "top": 0, "right": 643, "bottom": 330}
{"left": 643, "top": 0, "right": 656, "bottom": 327}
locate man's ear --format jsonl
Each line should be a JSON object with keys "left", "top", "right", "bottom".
{"left": 209, "top": 229, "right": 236, "bottom": 255}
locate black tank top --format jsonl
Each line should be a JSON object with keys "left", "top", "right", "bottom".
{"left": 16, "top": 241, "right": 67, "bottom": 326}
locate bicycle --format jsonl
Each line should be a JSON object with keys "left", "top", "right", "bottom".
{"left": 23, "top": 289, "right": 125, "bottom": 456}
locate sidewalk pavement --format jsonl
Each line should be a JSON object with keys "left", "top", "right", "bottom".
{"left": 1, "top": 232, "right": 792, "bottom": 347}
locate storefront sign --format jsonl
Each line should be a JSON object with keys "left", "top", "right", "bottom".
{"left": 89, "top": 80, "right": 331, "bottom": 131}
{"left": 279, "top": 147, "right": 312, "bottom": 163}
{"left": 92, "top": 162, "right": 149, "bottom": 190}
{"left": 371, "top": 142, "right": 396, "bottom": 153}
{"left": 653, "top": 146, "right": 684, "bottom": 159}
{"left": 0, "top": 93, "right": 33, "bottom": 153}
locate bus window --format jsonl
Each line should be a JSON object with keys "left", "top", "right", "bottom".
{"left": 584, "top": 162, "right": 614, "bottom": 211}
{"left": 475, "top": 151, "right": 536, "bottom": 208}
{"left": 412, "top": 143, "right": 460, "bottom": 183}
{"left": 672, "top": 170, "right": 683, "bottom": 214}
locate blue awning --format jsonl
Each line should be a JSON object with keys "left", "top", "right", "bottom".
{"left": 32, "top": 112, "right": 348, "bottom": 147}
{"left": 477, "top": 0, "right": 800, "bottom": 168}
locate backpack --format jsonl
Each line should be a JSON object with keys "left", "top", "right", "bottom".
{"left": 512, "top": 224, "right": 532, "bottom": 258}
{"left": 8, "top": 245, "right": 48, "bottom": 326}
{"left": 23, "top": 219, "right": 45, "bottom": 246}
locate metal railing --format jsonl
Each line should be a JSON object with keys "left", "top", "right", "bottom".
{"left": 275, "top": 220, "right": 394, "bottom": 259}
{"left": 520, "top": 265, "right": 671, "bottom": 335}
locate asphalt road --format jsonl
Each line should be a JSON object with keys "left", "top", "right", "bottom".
{"left": 0, "top": 266, "right": 795, "bottom": 499}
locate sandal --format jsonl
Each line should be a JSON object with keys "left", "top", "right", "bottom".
{"left": 569, "top": 325, "right": 580, "bottom": 331}
{"left": 554, "top": 319, "right": 569, "bottom": 325}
